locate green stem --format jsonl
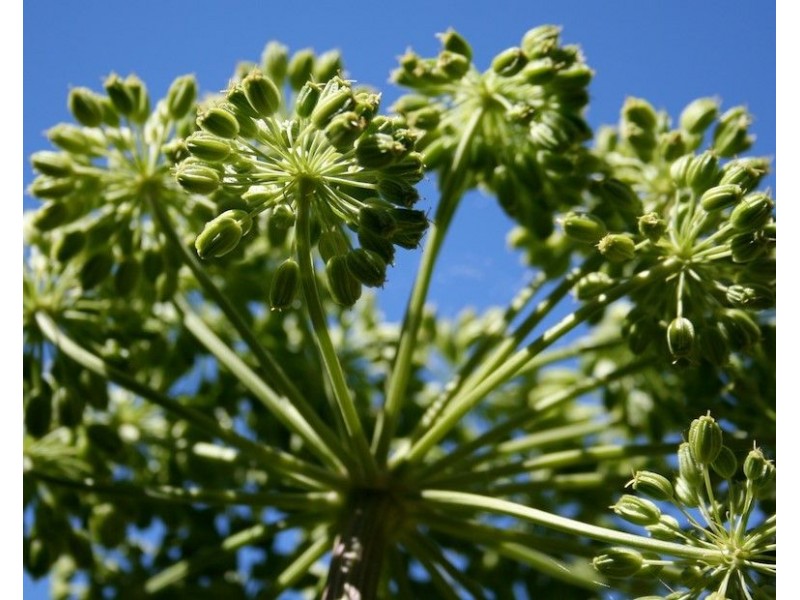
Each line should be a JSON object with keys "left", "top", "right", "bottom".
{"left": 295, "top": 180, "right": 378, "bottom": 482}
{"left": 35, "top": 311, "right": 342, "bottom": 491}
{"left": 373, "top": 108, "right": 484, "bottom": 464}
{"left": 271, "top": 535, "right": 332, "bottom": 597}
{"left": 420, "top": 490, "right": 714, "bottom": 561}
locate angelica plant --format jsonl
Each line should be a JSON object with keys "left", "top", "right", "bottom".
{"left": 23, "top": 27, "right": 775, "bottom": 599}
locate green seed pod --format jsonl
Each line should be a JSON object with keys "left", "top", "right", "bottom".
{"left": 269, "top": 259, "right": 300, "bottom": 311}
{"left": 195, "top": 216, "right": 243, "bottom": 259}
{"left": 166, "top": 74, "right": 197, "bottom": 119}
{"left": 679, "top": 97, "right": 718, "bottom": 134}
{"left": 176, "top": 162, "right": 221, "bottom": 195}
{"left": 700, "top": 183, "right": 743, "bottom": 212}
{"left": 241, "top": 184, "right": 277, "bottom": 210}
{"left": 743, "top": 447, "right": 774, "bottom": 487}
{"left": 314, "top": 49, "right": 343, "bottom": 82}
{"left": 261, "top": 41, "right": 289, "bottom": 85}
{"left": 697, "top": 325, "right": 730, "bottom": 366}
{"left": 53, "top": 229, "right": 86, "bottom": 263}
{"left": 597, "top": 234, "right": 635, "bottom": 263}
{"left": 47, "top": 124, "right": 104, "bottom": 155}
{"left": 688, "top": 414, "right": 723, "bottom": 464}
{"left": 269, "top": 203, "right": 296, "bottom": 231}
{"left": 185, "top": 132, "right": 231, "bottom": 162}
{"left": 29, "top": 176, "right": 75, "bottom": 200}
{"left": 242, "top": 70, "right": 281, "bottom": 117}
{"left": 197, "top": 105, "right": 240, "bottom": 139}
{"left": 114, "top": 256, "right": 141, "bottom": 295}
{"left": 80, "top": 251, "right": 114, "bottom": 290}
{"left": 628, "top": 471, "right": 674, "bottom": 501}
{"left": 713, "top": 106, "right": 753, "bottom": 157}
{"left": 382, "top": 152, "right": 425, "bottom": 184}
{"left": 68, "top": 87, "right": 104, "bottom": 127}
{"left": 356, "top": 134, "right": 405, "bottom": 168}
{"left": 358, "top": 205, "right": 397, "bottom": 237}
{"left": 89, "top": 503, "right": 127, "bottom": 548}
{"left": 686, "top": 151, "right": 720, "bottom": 192}
{"left": 592, "top": 547, "right": 643, "bottom": 579}
{"left": 563, "top": 211, "right": 607, "bottom": 244}
{"left": 218, "top": 209, "right": 253, "bottom": 237}
{"left": 677, "top": 442, "right": 703, "bottom": 486}
{"left": 726, "top": 284, "right": 774, "bottom": 310}
{"left": 719, "top": 157, "right": 769, "bottom": 192}
{"left": 592, "top": 177, "right": 641, "bottom": 215}
{"left": 622, "top": 97, "right": 658, "bottom": 131}
{"left": 611, "top": 494, "right": 661, "bottom": 526}
{"left": 730, "top": 231, "right": 768, "bottom": 263}
{"left": 552, "top": 64, "right": 593, "bottom": 91}
{"left": 103, "top": 72, "right": 135, "bottom": 116}
{"left": 346, "top": 248, "right": 387, "bottom": 288}
{"left": 438, "top": 28, "right": 472, "bottom": 61}
{"left": 326, "top": 255, "right": 362, "bottom": 307}
{"left": 325, "top": 111, "right": 366, "bottom": 151}
{"left": 296, "top": 82, "right": 321, "bottom": 118}
{"left": 575, "top": 272, "right": 614, "bottom": 301}
{"left": 124, "top": 74, "right": 151, "bottom": 124}
{"left": 659, "top": 130, "right": 687, "bottom": 161}
{"left": 637, "top": 212, "right": 667, "bottom": 242}
{"left": 669, "top": 154, "right": 693, "bottom": 187}
{"left": 318, "top": 228, "right": 351, "bottom": 263}
{"left": 521, "top": 25, "right": 562, "bottom": 59}
{"left": 437, "top": 50, "right": 470, "bottom": 79}
{"left": 492, "top": 47, "right": 528, "bottom": 77}
{"left": 378, "top": 178, "right": 420, "bottom": 208}
{"left": 667, "top": 317, "right": 695, "bottom": 358}
{"left": 25, "top": 389, "right": 52, "bottom": 438}
{"left": 520, "top": 57, "right": 556, "bottom": 84}
{"left": 730, "top": 193, "right": 773, "bottom": 232}
{"left": 720, "top": 309, "right": 761, "bottom": 349}
{"left": 354, "top": 90, "right": 380, "bottom": 121}
{"left": 358, "top": 229, "right": 395, "bottom": 265}
{"left": 711, "top": 445, "right": 738, "bottom": 479}
{"left": 646, "top": 514, "right": 681, "bottom": 541}
{"left": 287, "top": 48, "right": 315, "bottom": 90}
{"left": 312, "top": 86, "right": 354, "bottom": 129}
{"left": 31, "top": 151, "right": 73, "bottom": 178}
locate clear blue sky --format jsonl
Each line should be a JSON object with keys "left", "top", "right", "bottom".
{"left": 23, "top": 1, "right": 776, "bottom": 596}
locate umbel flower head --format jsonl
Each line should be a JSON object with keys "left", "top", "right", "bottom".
{"left": 391, "top": 26, "right": 595, "bottom": 240}
{"left": 176, "top": 45, "right": 428, "bottom": 308}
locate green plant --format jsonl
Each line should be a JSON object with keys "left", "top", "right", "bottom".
{"left": 23, "top": 27, "right": 775, "bottom": 599}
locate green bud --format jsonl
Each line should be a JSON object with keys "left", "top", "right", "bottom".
{"left": 688, "top": 413, "right": 723, "bottom": 464}
{"left": 679, "top": 97, "right": 718, "bottom": 134}
{"left": 261, "top": 41, "right": 289, "bottom": 85}
{"left": 195, "top": 215, "right": 243, "bottom": 259}
{"left": 720, "top": 309, "right": 761, "bottom": 348}
{"left": 677, "top": 442, "right": 703, "bottom": 486}
{"left": 287, "top": 48, "right": 315, "bottom": 90}
{"left": 312, "top": 84, "right": 354, "bottom": 129}
{"left": 492, "top": 47, "right": 528, "bottom": 77}
{"left": 552, "top": 64, "right": 593, "bottom": 91}
{"left": 711, "top": 445, "right": 738, "bottom": 479}
{"left": 597, "top": 234, "right": 635, "bottom": 263}
{"left": 103, "top": 73, "right": 135, "bottom": 116}
{"left": 438, "top": 28, "right": 472, "bottom": 61}
{"left": 68, "top": 87, "right": 104, "bottom": 127}
{"left": 176, "top": 162, "right": 221, "bottom": 195}
{"left": 80, "top": 251, "right": 114, "bottom": 290}
{"left": 296, "top": 82, "right": 321, "bottom": 118}
{"left": 382, "top": 152, "right": 425, "bottom": 183}
{"left": 627, "top": 471, "right": 673, "bottom": 501}
{"left": 242, "top": 70, "right": 281, "bottom": 117}
{"left": 114, "top": 256, "right": 141, "bottom": 295}
{"left": 686, "top": 151, "right": 719, "bottom": 192}
{"left": 669, "top": 154, "right": 693, "bottom": 187}
{"left": 667, "top": 316, "right": 695, "bottom": 358}
{"left": 346, "top": 248, "right": 387, "bottom": 288}
{"left": 743, "top": 447, "right": 774, "bottom": 486}
{"left": 637, "top": 212, "right": 666, "bottom": 242}
{"left": 326, "top": 255, "right": 362, "bottom": 307}
{"left": 611, "top": 494, "right": 661, "bottom": 526}
{"left": 700, "top": 183, "right": 743, "bottom": 212}
{"left": 31, "top": 151, "right": 73, "bottom": 178}
{"left": 29, "top": 176, "right": 74, "bottom": 200}
{"left": 358, "top": 229, "right": 395, "bottom": 265}
{"left": 269, "top": 259, "right": 300, "bottom": 311}
{"left": 563, "top": 211, "right": 607, "bottom": 244}
{"left": 166, "top": 74, "right": 197, "bottom": 119}
{"left": 521, "top": 25, "right": 562, "bottom": 59}
{"left": 592, "top": 547, "right": 643, "bottom": 578}
{"left": 622, "top": 97, "right": 658, "bottom": 131}
{"left": 437, "top": 50, "right": 470, "bottom": 79}
{"left": 713, "top": 106, "right": 753, "bottom": 157}
{"left": 730, "top": 193, "right": 773, "bottom": 232}
{"left": 197, "top": 106, "right": 240, "bottom": 139}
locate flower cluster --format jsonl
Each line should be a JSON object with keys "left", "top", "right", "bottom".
{"left": 175, "top": 44, "right": 428, "bottom": 308}
{"left": 594, "top": 414, "right": 775, "bottom": 598}
{"left": 391, "top": 26, "right": 595, "bottom": 240}
{"left": 564, "top": 97, "right": 775, "bottom": 366}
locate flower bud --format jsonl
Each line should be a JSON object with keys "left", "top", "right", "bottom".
{"left": 597, "top": 234, "right": 635, "bottom": 263}
{"left": 492, "top": 47, "right": 528, "bottom": 77}
{"left": 295, "top": 82, "right": 321, "bottom": 118}
{"left": 611, "top": 494, "right": 661, "bottom": 526}
{"left": 730, "top": 193, "right": 773, "bottom": 232}
{"left": 725, "top": 284, "right": 774, "bottom": 310}
{"left": 31, "top": 201, "right": 68, "bottom": 232}
{"left": 688, "top": 414, "right": 723, "bottom": 464}
{"left": 269, "top": 259, "right": 300, "bottom": 311}
{"left": 563, "top": 211, "right": 607, "bottom": 244}
{"left": 637, "top": 212, "right": 666, "bottom": 242}
{"left": 242, "top": 70, "right": 282, "bottom": 117}
{"left": 287, "top": 48, "right": 315, "bottom": 90}
{"left": 378, "top": 178, "right": 420, "bottom": 208}
{"left": 326, "top": 255, "right": 362, "bottom": 307}
{"left": 356, "top": 134, "right": 406, "bottom": 168}
{"left": 521, "top": 25, "right": 561, "bottom": 59}
{"left": 314, "top": 49, "right": 343, "bottom": 82}
{"left": 176, "top": 162, "right": 221, "bottom": 195}
{"left": 712, "top": 106, "right": 754, "bottom": 157}
{"left": 700, "top": 183, "right": 743, "bottom": 212}
{"left": 686, "top": 151, "right": 719, "bottom": 192}
{"left": 195, "top": 215, "right": 243, "bottom": 259}
{"left": 346, "top": 248, "right": 387, "bottom": 288}
{"left": 261, "top": 41, "right": 289, "bottom": 84}
{"left": 31, "top": 151, "right": 73, "bottom": 178}
{"left": 114, "top": 256, "right": 141, "bottom": 295}
{"left": 103, "top": 73, "right": 136, "bottom": 116}
{"left": 627, "top": 471, "right": 673, "bottom": 501}
{"left": 711, "top": 445, "right": 738, "bottom": 479}
{"left": 729, "top": 231, "right": 768, "bottom": 263}
{"left": 218, "top": 209, "right": 253, "bottom": 237}
{"left": 592, "top": 548, "right": 643, "bottom": 578}
{"left": 679, "top": 97, "right": 718, "bottom": 134}
{"left": 197, "top": 106, "right": 240, "bottom": 139}
{"left": 438, "top": 28, "right": 472, "bottom": 61}
{"left": 659, "top": 130, "right": 687, "bottom": 161}
{"left": 80, "top": 251, "right": 114, "bottom": 290}
{"left": 68, "top": 87, "right": 104, "bottom": 127}
{"left": 166, "top": 74, "right": 197, "bottom": 119}
{"left": 667, "top": 317, "right": 695, "bottom": 358}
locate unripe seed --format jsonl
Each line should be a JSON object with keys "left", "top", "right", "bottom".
{"left": 197, "top": 106, "right": 240, "bottom": 139}
{"left": 628, "top": 471, "right": 673, "bottom": 501}
{"left": 688, "top": 414, "right": 723, "bottom": 464}
{"left": 730, "top": 193, "right": 773, "bottom": 232}
{"left": 346, "top": 248, "right": 387, "bottom": 287}
{"left": 611, "top": 494, "right": 661, "bottom": 526}
{"left": 326, "top": 255, "right": 362, "bottom": 307}
{"left": 597, "top": 234, "right": 635, "bottom": 263}
{"left": 269, "top": 259, "right": 300, "bottom": 311}
{"left": 68, "top": 87, "right": 104, "bottom": 127}
{"left": 195, "top": 216, "right": 243, "bottom": 259}
{"left": 242, "top": 70, "right": 281, "bottom": 117}
{"left": 563, "top": 211, "right": 607, "bottom": 244}
{"left": 166, "top": 74, "right": 197, "bottom": 119}
{"left": 667, "top": 317, "right": 695, "bottom": 358}
{"left": 679, "top": 97, "right": 718, "bottom": 134}
{"left": 593, "top": 547, "right": 643, "bottom": 578}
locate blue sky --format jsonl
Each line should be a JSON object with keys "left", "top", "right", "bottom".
{"left": 22, "top": 1, "right": 777, "bottom": 596}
